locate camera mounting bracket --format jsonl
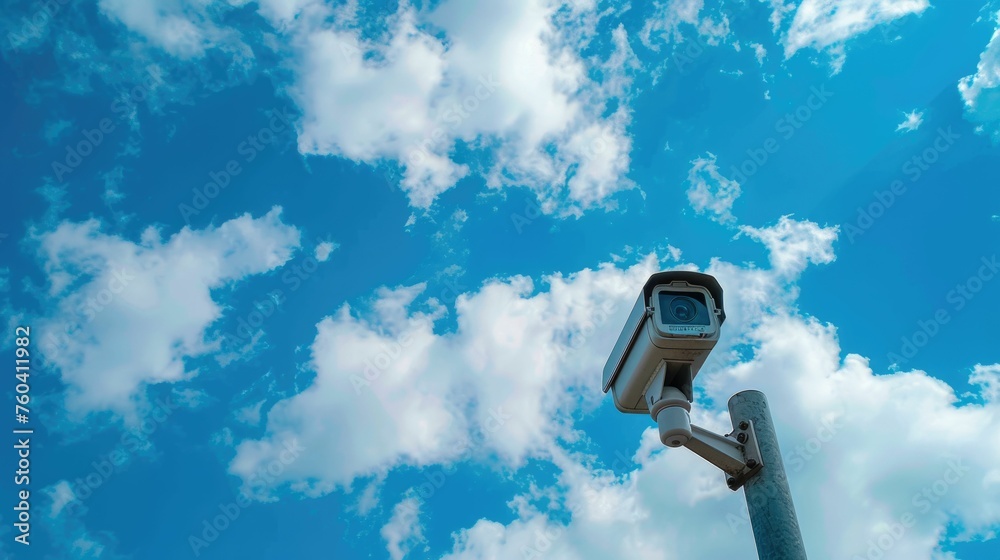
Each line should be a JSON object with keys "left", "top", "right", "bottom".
{"left": 684, "top": 420, "right": 764, "bottom": 491}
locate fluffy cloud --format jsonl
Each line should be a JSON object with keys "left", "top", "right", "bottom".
{"left": 269, "top": 0, "right": 638, "bottom": 214}
{"left": 640, "top": 0, "right": 731, "bottom": 49}
{"left": 229, "top": 259, "right": 658, "bottom": 496}
{"left": 959, "top": 12, "right": 1000, "bottom": 143}
{"left": 775, "top": 0, "right": 929, "bottom": 68}
{"left": 686, "top": 153, "right": 742, "bottom": 224}
{"left": 969, "top": 363, "right": 1000, "bottom": 403}
{"left": 382, "top": 493, "right": 427, "bottom": 560}
{"left": 896, "top": 109, "right": 925, "bottom": 133}
{"left": 12, "top": 0, "right": 637, "bottom": 215}
{"left": 96, "top": 0, "right": 247, "bottom": 59}
{"left": 35, "top": 207, "right": 300, "bottom": 421}
{"left": 314, "top": 241, "right": 338, "bottom": 262}
{"left": 750, "top": 41, "right": 768, "bottom": 65}
{"left": 36, "top": 481, "right": 128, "bottom": 560}
{"left": 738, "top": 215, "right": 838, "bottom": 277}
{"left": 439, "top": 442, "right": 754, "bottom": 559}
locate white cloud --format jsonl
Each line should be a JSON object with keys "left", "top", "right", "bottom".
{"left": 686, "top": 153, "right": 742, "bottom": 224}
{"left": 896, "top": 109, "right": 925, "bottom": 133}
{"left": 315, "top": 241, "right": 338, "bottom": 262}
{"left": 440, "top": 444, "right": 755, "bottom": 559}
{"left": 46, "top": 480, "right": 77, "bottom": 520}
{"left": 452, "top": 209, "right": 469, "bottom": 231}
{"left": 382, "top": 493, "right": 427, "bottom": 560}
{"left": 235, "top": 399, "right": 267, "bottom": 426}
{"left": 640, "top": 0, "right": 731, "bottom": 49}
{"left": 777, "top": 0, "right": 929, "bottom": 65}
{"left": 970, "top": 363, "right": 1000, "bottom": 403}
{"left": 354, "top": 475, "right": 385, "bottom": 517}
{"left": 25, "top": 0, "right": 638, "bottom": 217}
{"left": 738, "top": 215, "right": 838, "bottom": 277}
{"left": 271, "top": 1, "right": 638, "bottom": 215}
{"left": 35, "top": 207, "right": 300, "bottom": 421}
{"left": 762, "top": 0, "right": 796, "bottom": 33}
{"left": 6, "top": 0, "right": 256, "bottom": 115}
{"left": 229, "top": 259, "right": 660, "bottom": 497}
{"left": 41, "top": 481, "right": 128, "bottom": 560}
{"left": 959, "top": 12, "right": 1000, "bottom": 143}
{"left": 96, "top": 0, "right": 246, "bottom": 59}
{"left": 43, "top": 118, "right": 73, "bottom": 145}
{"left": 750, "top": 41, "right": 767, "bottom": 65}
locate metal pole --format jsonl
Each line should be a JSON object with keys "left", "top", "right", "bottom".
{"left": 728, "top": 390, "right": 808, "bottom": 560}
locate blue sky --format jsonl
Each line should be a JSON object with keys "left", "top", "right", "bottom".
{"left": 2, "top": 0, "right": 1000, "bottom": 559}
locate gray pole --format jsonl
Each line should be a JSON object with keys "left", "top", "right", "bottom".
{"left": 728, "top": 390, "right": 808, "bottom": 560}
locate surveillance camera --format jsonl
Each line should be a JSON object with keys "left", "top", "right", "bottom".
{"left": 602, "top": 271, "right": 725, "bottom": 419}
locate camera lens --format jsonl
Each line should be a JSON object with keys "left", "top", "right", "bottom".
{"left": 669, "top": 297, "right": 698, "bottom": 323}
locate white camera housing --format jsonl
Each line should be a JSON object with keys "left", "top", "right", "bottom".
{"left": 602, "top": 271, "right": 726, "bottom": 415}
{"left": 601, "top": 272, "right": 767, "bottom": 492}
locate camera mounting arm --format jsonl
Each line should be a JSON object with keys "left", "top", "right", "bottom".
{"left": 685, "top": 421, "right": 764, "bottom": 491}
{"left": 645, "top": 362, "right": 764, "bottom": 491}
